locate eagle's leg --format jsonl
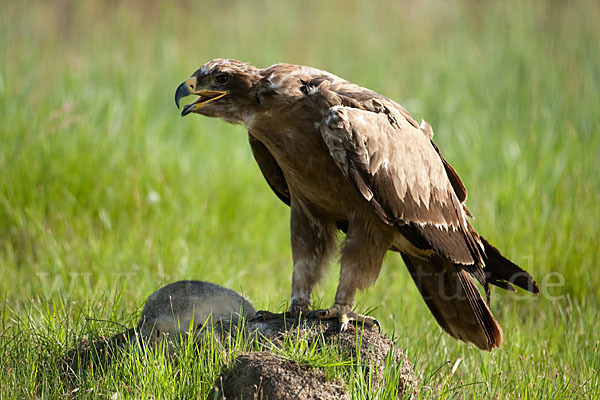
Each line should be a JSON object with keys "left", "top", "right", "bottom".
{"left": 288, "top": 203, "right": 337, "bottom": 317}
{"left": 312, "top": 219, "right": 391, "bottom": 331}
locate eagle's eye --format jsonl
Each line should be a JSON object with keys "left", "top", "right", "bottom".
{"left": 215, "top": 74, "right": 230, "bottom": 84}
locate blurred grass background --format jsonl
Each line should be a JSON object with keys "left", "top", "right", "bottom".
{"left": 1, "top": 0, "right": 599, "bottom": 398}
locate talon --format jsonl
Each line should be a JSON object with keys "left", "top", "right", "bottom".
{"left": 309, "top": 304, "right": 380, "bottom": 331}
{"left": 373, "top": 319, "right": 381, "bottom": 332}
{"left": 339, "top": 313, "right": 350, "bottom": 332}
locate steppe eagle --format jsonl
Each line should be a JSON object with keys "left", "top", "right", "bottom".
{"left": 175, "top": 59, "right": 539, "bottom": 350}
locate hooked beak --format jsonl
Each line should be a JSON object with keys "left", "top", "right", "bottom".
{"left": 175, "top": 76, "right": 227, "bottom": 117}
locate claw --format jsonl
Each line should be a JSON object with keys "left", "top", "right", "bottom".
{"left": 372, "top": 319, "right": 381, "bottom": 332}
{"left": 309, "top": 304, "right": 380, "bottom": 331}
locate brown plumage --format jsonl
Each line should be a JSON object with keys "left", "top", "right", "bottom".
{"left": 175, "top": 59, "right": 539, "bottom": 350}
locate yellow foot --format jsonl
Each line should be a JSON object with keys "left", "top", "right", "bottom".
{"left": 309, "top": 304, "right": 380, "bottom": 332}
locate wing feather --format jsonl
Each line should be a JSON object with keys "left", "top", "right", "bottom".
{"left": 321, "top": 105, "right": 483, "bottom": 265}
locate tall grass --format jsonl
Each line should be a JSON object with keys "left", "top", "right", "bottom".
{"left": 1, "top": 0, "right": 599, "bottom": 398}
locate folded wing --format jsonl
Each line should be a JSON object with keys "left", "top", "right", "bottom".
{"left": 320, "top": 105, "right": 483, "bottom": 266}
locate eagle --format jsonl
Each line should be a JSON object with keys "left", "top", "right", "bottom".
{"left": 175, "top": 59, "right": 539, "bottom": 350}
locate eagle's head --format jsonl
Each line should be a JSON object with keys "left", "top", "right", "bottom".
{"left": 175, "top": 59, "right": 260, "bottom": 124}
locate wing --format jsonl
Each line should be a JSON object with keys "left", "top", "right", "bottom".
{"left": 320, "top": 105, "right": 483, "bottom": 265}
{"left": 297, "top": 74, "right": 471, "bottom": 208}
{"left": 248, "top": 132, "right": 290, "bottom": 206}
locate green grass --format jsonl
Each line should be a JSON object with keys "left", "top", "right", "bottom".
{"left": 1, "top": 0, "right": 599, "bottom": 398}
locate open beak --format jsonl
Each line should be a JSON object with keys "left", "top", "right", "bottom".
{"left": 175, "top": 76, "right": 227, "bottom": 117}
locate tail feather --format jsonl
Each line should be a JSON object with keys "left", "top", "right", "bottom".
{"left": 401, "top": 253, "right": 503, "bottom": 350}
{"left": 480, "top": 236, "right": 540, "bottom": 294}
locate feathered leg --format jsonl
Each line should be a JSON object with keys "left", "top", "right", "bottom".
{"left": 288, "top": 202, "right": 337, "bottom": 314}
{"left": 252, "top": 203, "right": 336, "bottom": 323}
{"left": 313, "top": 218, "right": 391, "bottom": 331}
